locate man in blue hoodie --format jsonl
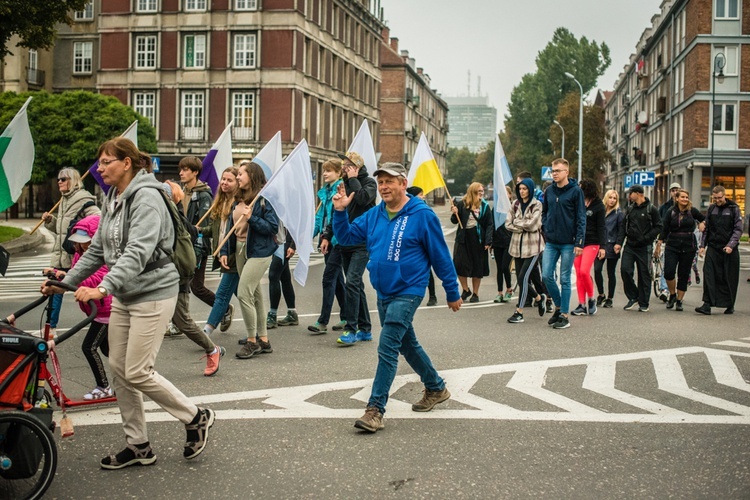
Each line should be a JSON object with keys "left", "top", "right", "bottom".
{"left": 541, "top": 158, "right": 586, "bottom": 329}
{"left": 332, "top": 162, "right": 462, "bottom": 433}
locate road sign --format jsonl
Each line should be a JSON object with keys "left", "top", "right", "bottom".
{"left": 541, "top": 167, "right": 552, "bottom": 181}
{"left": 152, "top": 157, "right": 160, "bottom": 173}
{"left": 624, "top": 171, "right": 654, "bottom": 188}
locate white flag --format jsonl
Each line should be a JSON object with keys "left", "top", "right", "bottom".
{"left": 493, "top": 136, "right": 513, "bottom": 228}
{"left": 254, "top": 131, "right": 283, "bottom": 180}
{"left": 258, "top": 140, "right": 315, "bottom": 286}
{"left": 347, "top": 120, "right": 378, "bottom": 178}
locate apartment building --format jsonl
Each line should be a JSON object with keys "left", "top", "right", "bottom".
{"left": 444, "top": 95, "right": 497, "bottom": 153}
{"left": 603, "top": 0, "right": 749, "bottom": 213}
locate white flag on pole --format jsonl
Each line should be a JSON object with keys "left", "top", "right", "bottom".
{"left": 347, "top": 120, "right": 378, "bottom": 178}
{"left": 254, "top": 131, "right": 283, "bottom": 180}
{"left": 493, "top": 136, "right": 513, "bottom": 228}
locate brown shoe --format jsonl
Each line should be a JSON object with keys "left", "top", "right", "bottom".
{"left": 236, "top": 341, "right": 262, "bottom": 359}
{"left": 412, "top": 387, "right": 451, "bottom": 412}
{"left": 354, "top": 406, "right": 384, "bottom": 433}
{"left": 257, "top": 339, "right": 273, "bottom": 353}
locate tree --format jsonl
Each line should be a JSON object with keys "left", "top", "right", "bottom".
{"left": 445, "top": 147, "right": 477, "bottom": 195}
{"left": 473, "top": 138, "right": 495, "bottom": 186}
{"left": 502, "top": 27, "right": 611, "bottom": 180}
{"left": 0, "top": 0, "right": 89, "bottom": 59}
{"left": 0, "top": 90, "right": 157, "bottom": 183}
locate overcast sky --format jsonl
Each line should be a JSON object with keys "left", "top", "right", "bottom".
{"left": 378, "top": 0, "right": 662, "bottom": 130}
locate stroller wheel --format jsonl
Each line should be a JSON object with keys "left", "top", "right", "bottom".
{"left": 0, "top": 410, "right": 58, "bottom": 500}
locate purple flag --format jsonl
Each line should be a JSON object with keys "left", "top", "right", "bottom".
{"left": 200, "top": 124, "right": 233, "bottom": 195}
{"left": 88, "top": 120, "right": 138, "bottom": 194}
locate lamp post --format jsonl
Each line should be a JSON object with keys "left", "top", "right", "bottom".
{"left": 547, "top": 138, "right": 555, "bottom": 157}
{"left": 564, "top": 72, "right": 583, "bottom": 182}
{"left": 710, "top": 52, "right": 726, "bottom": 191}
{"left": 553, "top": 119, "right": 565, "bottom": 160}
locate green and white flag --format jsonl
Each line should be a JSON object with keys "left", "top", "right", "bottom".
{"left": 0, "top": 97, "right": 34, "bottom": 212}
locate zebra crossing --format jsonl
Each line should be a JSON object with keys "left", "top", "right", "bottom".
{"left": 0, "top": 254, "right": 51, "bottom": 299}
{"left": 70, "top": 337, "right": 750, "bottom": 427}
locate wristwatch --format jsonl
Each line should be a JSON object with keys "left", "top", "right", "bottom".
{"left": 97, "top": 286, "right": 108, "bottom": 297}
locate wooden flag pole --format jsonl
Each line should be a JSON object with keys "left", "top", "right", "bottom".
{"left": 212, "top": 194, "right": 261, "bottom": 258}
{"left": 441, "top": 181, "right": 463, "bottom": 229}
{"left": 29, "top": 169, "right": 93, "bottom": 235}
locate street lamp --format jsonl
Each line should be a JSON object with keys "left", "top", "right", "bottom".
{"left": 547, "top": 138, "right": 555, "bottom": 157}
{"left": 553, "top": 119, "right": 565, "bottom": 160}
{"left": 564, "top": 72, "right": 584, "bottom": 182}
{"left": 710, "top": 52, "right": 726, "bottom": 192}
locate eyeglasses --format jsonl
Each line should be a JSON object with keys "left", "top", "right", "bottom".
{"left": 99, "top": 158, "right": 120, "bottom": 167}
{"left": 551, "top": 169, "right": 566, "bottom": 174}
{"left": 57, "top": 177, "right": 69, "bottom": 182}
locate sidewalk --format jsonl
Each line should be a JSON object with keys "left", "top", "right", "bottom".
{"left": 0, "top": 218, "right": 53, "bottom": 255}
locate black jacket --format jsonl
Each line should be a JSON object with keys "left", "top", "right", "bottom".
{"left": 617, "top": 197, "right": 662, "bottom": 248}
{"left": 451, "top": 199, "right": 493, "bottom": 247}
{"left": 659, "top": 206, "right": 705, "bottom": 251}
{"left": 583, "top": 197, "right": 606, "bottom": 248}
{"left": 332, "top": 166, "right": 376, "bottom": 249}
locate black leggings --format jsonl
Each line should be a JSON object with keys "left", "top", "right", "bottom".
{"left": 494, "top": 246, "right": 513, "bottom": 291}
{"left": 664, "top": 247, "right": 694, "bottom": 292}
{"left": 82, "top": 321, "right": 109, "bottom": 388}
{"left": 515, "top": 255, "right": 543, "bottom": 309}
{"left": 594, "top": 257, "right": 618, "bottom": 299}
{"left": 269, "top": 254, "right": 296, "bottom": 310}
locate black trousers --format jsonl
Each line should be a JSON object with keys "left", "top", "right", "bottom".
{"left": 82, "top": 321, "right": 109, "bottom": 388}
{"left": 702, "top": 246, "right": 740, "bottom": 308}
{"left": 594, "top": 257, "right": 618, "bottom": 299}
{"left": 664, "top": 247, "right": 694, "bottom": 292}
{"left": 620, "top": 245, "right": 651, "bottom": 307}
{"left": 191, "top": 254, "right": 216, "bottom": 307}
{"left": 514, "top": 255, "right": 543, "bottom": 309}
{"left": 269, "top": 254, "right": 296, "bottom": 310}
{"left": 494, "top": 245, "right": 513, "bottom": 291}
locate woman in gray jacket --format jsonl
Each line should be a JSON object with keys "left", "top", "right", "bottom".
{"left": 43, "top": 138, "right": 214, "bottom": 470}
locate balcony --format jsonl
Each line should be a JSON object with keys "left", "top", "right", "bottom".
{"left": 26, "top": 67, "right": 45, "bottom": 86}
{"left": 181, "top": 126, "right": 204, "bottom": 140}
{"left": 232, "top": 127, "right": 254, "bottom": 141}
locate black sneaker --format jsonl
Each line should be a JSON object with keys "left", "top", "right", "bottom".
{"left": 666, "top": 294, "right": 677, "bottom": 309}
{"left": 695, "top": 303, "right": 711, "bottom": 315}
{"left": 675, "top": 300, "right": 683, "bottom": 311}
{"left": 507, "top": 311, "right": 524, "bottom": 323}
{"left": 101, "top": 443, "right": 156, "bottom": 470}
{"left": 638, "top": 306, "right": 649, "bottom": 312}
{"left": 552, "top": 315, "right": 571, "bottom": 329}
{"left": 545, "top": 299, "right": 554, "bottom": 313}
{"left": 571, "top": 304, "right": 587, "bottom": 316}
{"left": 426, "top": 296, "right": 438, "bottom": 306}
{"left": 603, "top": 298, "right": 613, "bottom": 308}
{"left": 469, "top": 294, "right": 479, "bottom": 303}
{"left": 547, "top": 309, "right": 561, "bottom": 326}
{"left": 461, "top": 289, "right": 472, "bottom": 300}
{"left": 535, "top": 294, "right": 546, "bottom": 317}
{"left": 596, "top": 295, "right": 606, "bottom": 306}
{"left": 184, "top": 408, "right": 215, "bottom": 459}
{"left": 623, "top": 299, "right": 638, "bottom": 311}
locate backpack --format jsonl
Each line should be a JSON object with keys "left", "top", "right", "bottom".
{"left": 61, "top": 200, "right": 96, "bottom": 254}
{"left": 260, "top": 198, "right": 286, "bottom": 245}
{"left": 125, "top": 189, "right": 197, "bottom": 286}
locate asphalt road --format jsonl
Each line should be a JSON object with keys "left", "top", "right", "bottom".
{"left": 2, "top": 214, "right": 749, "bottom": 499}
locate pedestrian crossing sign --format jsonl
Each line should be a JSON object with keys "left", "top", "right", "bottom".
{"left": 541, "top": 167, "right": 553, "bottom": 181}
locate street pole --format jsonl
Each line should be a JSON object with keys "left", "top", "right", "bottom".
{"left": 565, "top": 72, "right": 583, "bottom": 182}
{"left": 553, "top": 119, "right": 565, "bottom": 160}
{"left": 710, "top": 52, "right": 725, "bottom": 193}
{"left": 547, "top": 138, "right": 555, "bottom": 157}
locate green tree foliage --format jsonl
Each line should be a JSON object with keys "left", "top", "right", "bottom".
{"left": 503, "top": 28, "right": 611, "bottom": 179}
{"left": 0, "top": 0, "right": 89, "bottom": 59}
{"left": 474, "top": 138, "right": 495, "bottom": 186}
{"left": 0, "top": 90, "right": 157, "bottom": 183}
{"left": 445, "top": 147, "right": 478, "bottom": 194}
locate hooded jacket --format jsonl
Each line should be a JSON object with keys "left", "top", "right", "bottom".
{"left": 220, "top": 198, "right": 279, "bottom": 260}
{"left": 583, "top": 197, "right": 606, "bottom": 248}
{"left": 616, "top": 197, "right": 662, "bottom": 248}
{"left": 340, "top": 166, "right": 377, "bottom": 250}
{"left": 316, "top": 179, "right": 343, "bottom": 246}
{"left": 505, "top": 178, "right": 544, "bottom": 258}
{"left": 541, "top": 177, "right": 586, "bottom": 247}
{"left": 69, "top": 214, "right": 112, "bottom": 323}
{"left": 185, "top": 181, "right": 213, "bottom": 256}
{"left": 333, "top": 195, "right": 460, "bottom": 302}
{"left": 63, "top": 170, "right": 179, "bottom": 304}
{"left": 44, "top": 186, "right": 101, "bottom": 269}
{"left": 603, "top": 208, "right": 624, "bottom": 258}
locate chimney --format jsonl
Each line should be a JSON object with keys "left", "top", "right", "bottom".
{"left": 381, "top": 26, "right": 390, "bottom": 42}
{"left": 390, "top": 37, "right": 399, "bottom": 51}
{"left": 417, "top": 67, "right": 423, "bottom": 76}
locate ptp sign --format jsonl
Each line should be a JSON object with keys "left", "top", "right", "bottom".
{"left": 624, "top": 171, "right": 655, "bottom": 188}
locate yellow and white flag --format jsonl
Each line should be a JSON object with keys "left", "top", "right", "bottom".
{"left": 407, "top": 132, "right": 445, "bottom": 195}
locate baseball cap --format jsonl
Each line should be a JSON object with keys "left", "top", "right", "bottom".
{"left": 669, "top": 182, "right": 681, "bottom": 190}
{"left": 67, "top": 228, "right": 92, "bottom": 244}
{"left": 373, "top": 162, "right": 407, "bottom": 178}
{"left": 337, "top": 152, "right": 365, "bottom": 169}
{"left": 627, "top": 184, "right": 644, "bottom": 195}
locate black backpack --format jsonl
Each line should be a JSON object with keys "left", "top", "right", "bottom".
{"left": 61, "top": 200, "right": 96, "bottom": 254}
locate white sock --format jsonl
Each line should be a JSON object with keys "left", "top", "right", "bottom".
{"left": 204, "top": 325, "right": 215, "bottom": 335}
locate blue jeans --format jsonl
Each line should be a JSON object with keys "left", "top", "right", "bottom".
{"left": 317, "top": 245, "right": 346, "bottom": 325}
{"left": 49, "top": 292, "right": 64, "bottom": 328}
{"left": 542, "top": 243, "right": 575, "bottom": 314}
{"left": 206, "top": 272, "right": 239, "bottom": 328}
{"left": 368, "top": 295, "right": 445, "bottom": 414}
{"left": 341, "top": 247, "right": 371, "bottom": 332}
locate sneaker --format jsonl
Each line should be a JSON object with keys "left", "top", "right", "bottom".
{"left": 603, "top": 298, "right": 613, "bottom": 308}
{"left": 101, "top": 443, "right": 156, "bottom": 470}
{"left": 337, "top": 331, "right": 359, "bottom": 347}
{"left": 164, "top": 321, "right": 183, "bottom": 337}
{"left": 307, "top": 322, "right": 328, "bottom": 334}
{"left": 494, "top": 294, "right": 504, "bottom": 304}
{"left": 535, "top": 294, "right": 546, "bottom": 317}
{"left": 236, "top": 341, "right": 262, "bottom": 359}
{"left": 547, "top": 308, "right": 561, "bottom": 326}
{"left": 258, "top": 339, "right": 273, "bottom": 353}
{"left": 426, "top": 296, "right": 438, "bottom": 307}
{"left": 695, "top": 303, "right": 711, "bottom": 315}
{"left": 354, "top": 406, "right": 384, "bottom": 433}
{"left": 331, "top": 320, "right": 347, "bottom": 331}
{"left": 461, "top": 289, "right": 472, "bottom": 300}
{"left": 587, "top": 299, "right": 597, "bottom": 316}
{"left": 412, "top": 387, "right": 451, "bottom": 412}
{"left": 638, "top": 306, "right": 649, "bottom": 312}
{"left": 623, "top": 299, "right": 638, "bottom": 311}
{"left": 667, "top": 294, "right": 677, "bottom": 309}
{"left": 675, "top": 300, "right": 683, "bottom": 312}
{"left": 356, "top": 330, "right": 372, "bottom": 342}
{"left": 545, "top": 299, "right": 554, "bottom": 313}
{"left": 725, "top": 307, "right": 734, "bottom": 315}
{"left": 184, "top": 408, "right": 215, "bottom": 459}
{"left": 552, "top": 315, "right": 571, "bottom": 329}
{"left": 505, "top": 291, "right": 514, "bottom": 302}
{"left": 507, "top": 311, "right": 524, "bottom": 323}
{"left": 84, "top": 385, "right": 113, "bottom": 401}
{"left": 266, "top": 312, "right": 277, "bottom": 329}
{"left": 469, "top": 294, "right": 479, "bottom": 303}
{"left": 596, "top": 295, "right": 606, "bottom": 306}
{"left": 219, "top": 304, "right": 234, "bottom": 332}
{"left": 695, "top": 273, "right": 701, "bottom": 285}
{"left": 277, "top": 310, "right": 299, "bottom": 326}
{"left": 203, "top": 346, "right": 225, "bottom": 377}
{"left": 571, "top": 304, "right": 587, "bottom": 316}
{"left": 687, "top": 278, "right": 692, "bottom": 287}
{"left": 659, "top": 290, "right": 669, "bottom": 303}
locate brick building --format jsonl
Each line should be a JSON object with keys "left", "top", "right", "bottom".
{"left": 603, "top": 0, "right": 749, "bottom": 213}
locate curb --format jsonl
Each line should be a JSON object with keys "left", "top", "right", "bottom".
{"left": 2, "top": 229, "right": 46, "bottom": 256}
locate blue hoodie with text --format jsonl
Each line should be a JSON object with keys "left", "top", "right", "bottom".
{"left": 333, "top": 195, "right": 460, "bottom": 302}
{"left": 541, "top": 177, "right": 586, "bottom": 247}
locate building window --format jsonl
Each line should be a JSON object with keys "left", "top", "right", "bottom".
{"left": 74, "top": 1, "right": 94, "bottom": 20}
{"left": 181, "top": 92, "right": 205, "bottom": 139}
{"left": 73, "top": 41, "right": 93, "bottom": 74}
{"left": 715, "top": 0, "right": 739, "bottom": 18}
{"left": 28, "top": 49, "right": 42, "bottom": 85}
{"left": 713, "top": 103, "right": 735, "bottom": 132}
{"left": 234, "top": 34, "right": 257, "bottom": 68}
{"left": 137, "top": 0, "right": 158, "bottom": 12}
{"left": 133, "top": 91, "right": 156, "bottom": 126}
{"left": 185, "top": 0, "right": 207, "bottom": 11}
{"left": 235, "top": 0, "right": 258, "bottom": 10}
{"left": 184, "top": 34, "right": 206, "bottom": 69}
{"left": 231, "top": 92, "right": 255, "bottom": 140}
{"left": 715, "top": 46, "right": 738, "bottom": 75}
{"left": 135, "top": 35, "right": 157, "bottom": 69}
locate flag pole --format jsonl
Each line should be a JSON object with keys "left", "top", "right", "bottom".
{"left": 212, "top": 194, "right": 261, "bottom": 258}
{"left": 29, "top": 169, "right": 92, "bottom": 235}
{"left": 441, "top": 180, "right": 463, "bottom": 229}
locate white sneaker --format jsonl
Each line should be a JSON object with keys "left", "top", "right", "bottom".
{"left": 84, "top": 386, "right": 113, "bottom": 400}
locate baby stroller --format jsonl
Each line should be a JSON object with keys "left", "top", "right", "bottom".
{"left": 0, "top": 281, "right": 96, "bottom": 500}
